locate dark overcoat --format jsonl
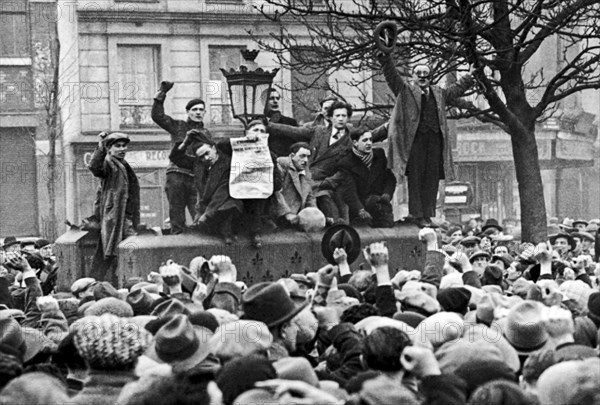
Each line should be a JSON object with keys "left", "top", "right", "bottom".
{"left": 336, "top": 148, "right": 397, "bottom": 217}
{"left": 379, "top": 54, "right": 473, "bottom": 180}
{"left": 88, "top": 147, "right": 140, "bottom": 258}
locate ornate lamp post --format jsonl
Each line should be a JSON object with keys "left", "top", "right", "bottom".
{"left": 220, "top": 49, "right": 279, "bottom": 128}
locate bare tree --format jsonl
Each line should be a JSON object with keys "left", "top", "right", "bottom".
{"left": 32, "top": 19, "right": 61, "bottom": 240}
{"left": 254, "top": 0, "right": 600, "bottom": 242}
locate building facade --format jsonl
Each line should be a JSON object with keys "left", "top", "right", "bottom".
{"left": 0, "top": 0, "right": 64, "bottom": 238}
{"left": 53, "top": 0, "right": 599, "bottom": 233}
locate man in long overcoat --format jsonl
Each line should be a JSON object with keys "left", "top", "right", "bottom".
{"left": 88, "top": 132, "right": 140, "bottom": 284}
{"left": 378, "top": 53, "right": 474, "bottom": 227}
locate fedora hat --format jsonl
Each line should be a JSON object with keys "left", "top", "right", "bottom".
{"left": 481, "top": 219, "right": 503, "bottom": 233}
{"left": 549, "top": 232, "right": 576, "bottom": 251}
{"left": 499, "top": 300, "right": 549, "bottom": 355}
{"left": 2, "top": 236, "right": 19, "bottom": 250}
{"left": 572, "top": 231, "right": 594, "bottom": 243}
{"left": 242, "top": 282, "right": 308, "bottom": 328}
{"left": 145, "top": 314, "right": 213, "bottom": 373}
{"left": 572, "top": 219, "right": 588, "bottom": 227}
{"left": 126, "top": 289, "right": 158, "bottom": 316}
{"left": 321, "top": 224, "right": 361, "bottom": 265}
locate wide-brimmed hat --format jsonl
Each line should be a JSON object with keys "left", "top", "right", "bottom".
{"left": 500, "top": 300, "right": 549, "bottom": 355}
{"left": 126, "top": 289, "right": 159, "bottom": 316}
{"left": 549, "top": 232, "right": 576, "bottom": 251}
{"left": 242, "top": 282, "right": 308, "bottom": 328}
{"left": 572, "top": 219, "right": 588, "bottom": 228}
{"left": 321, "top": 224, "right": 361, "bottom": 265}
{"left": 104, "top": 132, "right": 130, "bottom": 148}
{"left": 481, "top": 219, "right": 503, "bottom": 233}
{"left": 145, "top": 314, "right": 213, "bottom": 373}
{"left": 2, "top": 236, "right": 19, "bottom": 250}
{"left": 572, "top": 231, "right": 594, "bottom": 243}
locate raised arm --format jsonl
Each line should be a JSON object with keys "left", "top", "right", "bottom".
{"left": 88, "top": 132, "right": 110, "bottom": 178}
{"left": 443, "top": 71, "right": 474, "bottom": 103}
{"left": 268, "top": 122, "right": 314, "bottom": 142}
{"left": 377, "top": 52, "right": 408, "bottom": 97}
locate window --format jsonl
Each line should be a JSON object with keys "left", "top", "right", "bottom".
{"left": 208, "top": 46, "right": 244, "bottom": 125}
{"left": 0, "top": 2, "right": 29, "bottom": 58}
{"left": 117, "top": 45, "right": 160, "bottom": 128}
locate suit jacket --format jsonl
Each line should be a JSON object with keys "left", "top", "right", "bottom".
{"left": 379, "top": 53, "right": 473, "bottom": 180}
{"left": 336, "top": 149, "right": 396, "bottom": 217}
{"left": 273, "top": 156, "right": 316, "bottom": 217}
{"left": 267, "top": 123, "right": 388, "bottom": 186}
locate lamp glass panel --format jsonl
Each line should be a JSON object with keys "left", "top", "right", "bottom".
{"left": 229, "top": 83, "right": 246, "bottom": 117}
{"left": 253, "top": 83, "right": 271, "bottom": 115}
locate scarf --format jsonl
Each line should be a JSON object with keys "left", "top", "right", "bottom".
{"left": 352, "top": 145, "right": 373, "bottom": 168}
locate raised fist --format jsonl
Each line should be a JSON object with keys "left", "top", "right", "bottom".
{"left": 159, "top": 81, "right": 174, "bottom": 93}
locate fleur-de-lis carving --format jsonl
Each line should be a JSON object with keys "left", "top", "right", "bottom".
{"left": 410, "top": 245, "right": 422, "bottom": 259}
{"left": 262, "top": 269, "right": 274, "bottom": 282}
{"left": 251, "top": 252, "right": 263, "bottom": 266}
{"left": 290, "top": 251, "right": 302, "bottom": 264}
{"left": 243, "top": 271, "right": 254, "bottom": 285}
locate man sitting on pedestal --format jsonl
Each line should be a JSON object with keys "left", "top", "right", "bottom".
{"left": 273, "top": 142, "right": 318, "bottom": 227}
{"left": 169, "top": 132, "right": 242, "bottom": 245}
{"left": 327, "top": 131, "right": 396, "bottom": 227}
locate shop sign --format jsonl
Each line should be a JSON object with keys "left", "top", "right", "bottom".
{"left": 83, "top": 150, "right": 170, "bottom": 168}
{"left": 456, "top": 139, "right": 551, "bottom": 161}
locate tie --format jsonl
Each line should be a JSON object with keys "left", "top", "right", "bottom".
{"left": 423, "top": 88, "right": 429, "bottom": 97}
{"left": 332, "top": 129, "right": 343, "bottom": 143}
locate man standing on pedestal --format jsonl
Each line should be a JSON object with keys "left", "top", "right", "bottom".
{"left": 152, "top": 81, "right": 213, "bottom": 234}
{"left": 88, "top": 132, "right": 139, "bottom": 285}
{"left": 377, "top": 52, "right": 474, "bottom": 228}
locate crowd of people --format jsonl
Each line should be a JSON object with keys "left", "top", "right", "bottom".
{"left": 0, "top": 213, "right": 599, "bottom": 404}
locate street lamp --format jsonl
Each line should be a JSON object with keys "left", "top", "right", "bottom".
{"left": 220, "top": 49, "right": 279, "bottom": 128}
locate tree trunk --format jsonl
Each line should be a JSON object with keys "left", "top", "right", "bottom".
{"left": 46, "top": 34, "right": 61, "bottom": 241}
{"left": 510, "top": 126, "right": 547, "bottom": 243}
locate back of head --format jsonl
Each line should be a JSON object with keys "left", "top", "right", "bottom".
{"left": 0, "top": 371, "right": 68, "bottom": 404}
{"left": 468, "top": 381, "right": 538, "bottom": 405}
{"left": 361, "top": 326, "right": 411, "bottom": 372}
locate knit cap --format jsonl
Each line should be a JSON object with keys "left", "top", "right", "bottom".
{"left": 73, "top": 314, "right": 152, "bottom": 370}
